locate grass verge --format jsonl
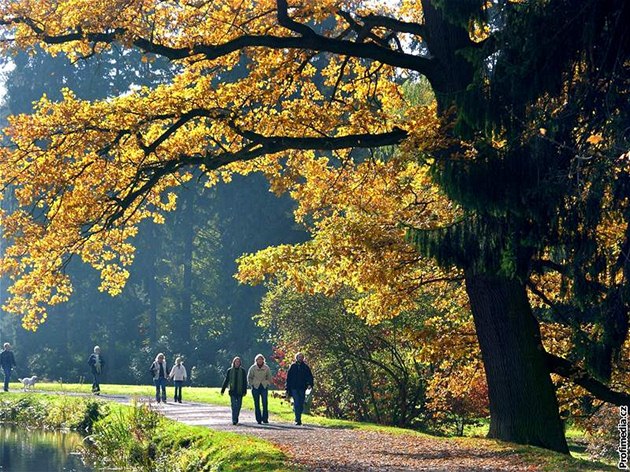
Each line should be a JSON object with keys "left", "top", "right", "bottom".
{"left": 0, "top": 392, "right": 296, "bottom": 471}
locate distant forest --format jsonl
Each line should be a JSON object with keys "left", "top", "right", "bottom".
{"left": 0, "top": 49, "right": 307, "bottom": 385}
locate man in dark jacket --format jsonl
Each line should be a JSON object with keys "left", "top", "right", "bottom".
{"left": 221, "top": 356, "right": 248, "bottom": 425}
{"left": 87, "top": 346, "right": 105, "bottom": 395}
{"left": 285, "top": 352, "right": 314, "bottom": 425}
{"left": 0, "top": 343, "right": 16, "bottom": 392}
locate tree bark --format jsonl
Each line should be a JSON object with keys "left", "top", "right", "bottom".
{"left": 465, "top": 272, "right": 569, "bottom": 453}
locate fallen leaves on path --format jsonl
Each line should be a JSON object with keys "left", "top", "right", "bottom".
{"left": 241, "top": 426, "right": 541, "bottom": 472}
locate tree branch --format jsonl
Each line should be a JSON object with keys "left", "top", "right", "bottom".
{"left": 137, "top": 108, "right": 229, "bottom": 154}
{"left": 545, "top": 352, "right": 630, "bottom": 406}
{"left": 276, "top": 0, "right": 315, "bottom": 37}
{"left": 360, "top": 13, "right": 426, "bottom": 39}
{"left": 2, "top": 6, "right": 435, "bottom": 76}
{"left": 234, "top": 127, "right": 407, "bottom": 154}
{"left": 102, "top": 127, "right": 408, "bottom": 227}
{"left": 337, "top": 11, "right": 392, "bottom": 49}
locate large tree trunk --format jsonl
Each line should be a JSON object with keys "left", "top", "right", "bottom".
{"left": 465, "top": 273, "right": 569, "bottom": 453}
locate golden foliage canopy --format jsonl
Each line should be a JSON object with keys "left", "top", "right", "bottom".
{"left": 0, "top": 0, "right": 434, "bottom": 328}
{"left": 237, "top": 104, "right": 462, "bottom": 323}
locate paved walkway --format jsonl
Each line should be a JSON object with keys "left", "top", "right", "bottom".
{"left": 64, "top": 392, "right": 545, "bottom": 472}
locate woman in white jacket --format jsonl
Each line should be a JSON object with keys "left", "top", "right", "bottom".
{"left": 247, "top": 354, "right": 273, "bottom": 424}
{"left": 169, "top": 357, "right": 187, "bottom": 403}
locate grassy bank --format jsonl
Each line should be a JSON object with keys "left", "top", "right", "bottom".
{"left": 0, "top": 392, "right": 101, "bottom": 430}
{"left": 2, "top": 384, "right": 617, "bottom": 471}
{"left": 0, "top": 392, "right": 295, "bottom": 471}
{"left": 84, "top": 400, "right": 293, "bottom": 471}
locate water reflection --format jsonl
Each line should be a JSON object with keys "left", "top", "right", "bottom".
{"left": 0, "top": 425, "right": 92, "bottom": 471}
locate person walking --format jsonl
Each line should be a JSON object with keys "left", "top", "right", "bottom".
{"left": 247, "top": 354, "right": 273, "bottom": 424}
{"left": 286, "top": 352, "right": 314, "bottom": 425}
{"left": 220, "top": 356, "right": 248, "bottom": 425}
{"left": 150, "top": 353, "right": 168, "bottom": 403}
{"left": 87, "top": 345, "right": 104, "bottom": 395}
{"left": 168, "top": 357, "right": 187, "bottom": 403}
{"left": 0, "top": 343, "right": 16, "bottom": 392}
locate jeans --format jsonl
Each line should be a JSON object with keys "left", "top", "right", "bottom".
{"left": 291, "top": 389, "right": 306, "bottom": 424}
{"left": 230, "top": 394, "right": 243, "bottom": 424}
{"left": 251, "top": 386, "right": 268, "bottom": 423}
{"left": 174, "top": 380, "right": 183, "bottom": 402}
{"left": 91, "top": 370, "right": 101, "bottom": 393}
{"left": 154, "top": 377, "right": 167, "bottom": 402}
{"left": 2, "top": 367, "right": 11, "bottom": 392}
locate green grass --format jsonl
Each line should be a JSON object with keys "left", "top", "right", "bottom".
{"left": 505, "top": 443, "right": 616, "bottom": 472}
{"left": 462, "top": 417, "right": 490, "bottom": 437}
{"left": 92, "top": 401, "right": 294, "bottom": 471}
{"left": 151, "top": 419, "right": 295, "bottom": 471}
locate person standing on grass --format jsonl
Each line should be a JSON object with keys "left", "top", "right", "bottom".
{"left": 150, "top": 353, "right": 168, "bottom": 403}
{"left": 0, "top": 343, "right": 16, "bottom": 392}
{"left": 169, "top": 357, "right": 187, "bottom": 403}
{"left": 221, "top": 356, "right": 248, "bottom": 425}
{"left": 87, "top": 345, "right": 104, "bottom": 395}
{"left": 286, "top": 352, "right": 314, "bottom": 425}
{"left": 247, "top": 354, "right": 273, "bottom": 424}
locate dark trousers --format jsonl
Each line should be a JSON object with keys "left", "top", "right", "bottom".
{"left": 2, "top": 367, "right": 11, "bottom": 391}
{"left": 91, "top": 370, "right": 101, "bottom": 392}
{"left": 154, "top": 377, "right": 167, "bottom": 402}
{"left": 251, "top": 386, "right": 268, "bottom": 423}
{"left": 291, "top": 388, "right": 306, "bottom": 424}
{"left": 174, "top": 380, "right": 183, "bottom": 402}
{"left": 230, "top": 394, "right": 243, "bottom": 424}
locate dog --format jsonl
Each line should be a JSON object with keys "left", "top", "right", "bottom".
{"left": 18, "top": 376, "right": 38, "bottom": 391}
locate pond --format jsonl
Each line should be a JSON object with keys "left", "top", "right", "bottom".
{"left": 0, "top": 425, "right": 93, "bottom": 472}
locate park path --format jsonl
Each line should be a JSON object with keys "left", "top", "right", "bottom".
{"left": 53, "top": 391, "right": 542, "bottom": 471}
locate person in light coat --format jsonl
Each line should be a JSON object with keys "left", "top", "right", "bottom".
{"left": 247, "top": 354, "right": 273, "bottom": 424}
{"left": 168, "top": 357, "right": 187, "bottom": 403}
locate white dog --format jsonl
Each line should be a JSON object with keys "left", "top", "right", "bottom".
{"left": 18, "top": 376, "right": 38, "bottom": 391}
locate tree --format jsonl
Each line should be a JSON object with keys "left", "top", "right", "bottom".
{"left": 0, "top": 0, "right": 628, "bottom": 452}
{"left": 0, "top": 47, "right": 301, "bottom": 385}
{"left": 0, "top": 46, "right": 177, "bottom": 383}
{"left": 259, "top": 282, "right": 432, "bottom": 427}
